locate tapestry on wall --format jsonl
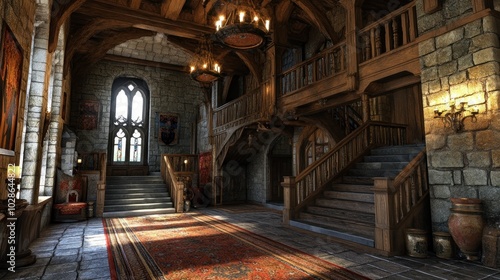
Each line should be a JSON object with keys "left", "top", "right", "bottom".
{"left": 0, "top": 22, "right": 23, "bottom": 152}
{"left": 198, "top": 152, "right": 212, "bottom": 186}
{"left": 158, "top": 112, "right": 178, "bottom": 145}
{"left": 79, "top": 100, "right": 100, "bottom": 130}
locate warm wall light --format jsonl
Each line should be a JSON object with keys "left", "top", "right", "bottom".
{"left": 77, "top": 158, "right": 82, "bottom": 164}
{"left": 434, "top": 101, "right": 479, "bottom": 132}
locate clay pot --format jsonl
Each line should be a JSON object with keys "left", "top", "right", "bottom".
{"left": 448, "top": 198, "right": 485, "bottom": 261}
{"left": 433, "top": 231, "right": 454, "bottom": 259}
{"left": 406, "top": 228, "right": 428, "bottom": 258}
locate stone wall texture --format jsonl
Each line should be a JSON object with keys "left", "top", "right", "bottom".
{"left": 418, "top": 0, "right": 500, "bottom": 231}
{"left": 71, "top": 60, "right": 204, "bottom": 172}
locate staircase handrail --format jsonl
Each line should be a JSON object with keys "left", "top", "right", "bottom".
{"left": 161, "top": 154, "right": 198, "bottom": 213}
{"left": 292, "top": 121, "right": 407, "bottom": 217}
{"left": 96, "top": 152, "right": 107, "bottom": 217}
{"left": 373, "top": 147, "right": 429, "bottom": 254}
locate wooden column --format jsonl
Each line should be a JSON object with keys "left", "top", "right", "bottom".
{"left": 175, "top": 181, "right": 185, "bottom": 213}
{"left": 281, "top": 176, "right": 296, "bottom": 225}
{"left": 373, "top": 177, "right": 396, "bottom": 253}
{"left": 340, "top": 0, "right": 360, "bottom": 91}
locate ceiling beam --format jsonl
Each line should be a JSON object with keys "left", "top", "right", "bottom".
{"left": 49, "top": 0, "right": 88, "bottom": 53}
{"left": 77, "top": 0, "right": 214, "bottom": 39}
{"left": 64, "top": 19, "right": 133, "bottom": 75}
{"left": 161, "top": 0, "right": 187, "bottom": 20}
{"left": 291, "top": 0, "right": 340, "bottom": 42}
{"left": 129, "top": 0, "right": 142, "bottom": 9}
{"left": 73, "top": 28, "right": 156, "bottom": 75}
{"left": 103, "top": 54, "right": 187, "bottom": 72}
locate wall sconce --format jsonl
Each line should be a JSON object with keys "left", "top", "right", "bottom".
{"left": 434, "top": 102, "right": 479, "bottom": 132}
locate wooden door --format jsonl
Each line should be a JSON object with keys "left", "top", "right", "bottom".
{"left": 269, "top": 155, "right": 293, "bottom": 202}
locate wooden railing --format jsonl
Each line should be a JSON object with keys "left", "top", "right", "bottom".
{"left": 360, "top": 2, "right": 418, "bottom": 63}
{"left": 279, "top": 42, "right": 346, "bottom": 96}
{"left": 213, "top": 81, "right": 271, "bottom": 134}
{"left": 332, "top": 101, "right": 363, "bottom": 135}
{"left": 161, "top": 154, "right": 198, "bottom": 213}
{"left": 373, "top": 148, "right": 429, "bottom": 255}
{"left": 282, "top": 121, "right": 407, "bottom": 222}
{"left": 95, "top": 152, "right": 107, "bottom": 217}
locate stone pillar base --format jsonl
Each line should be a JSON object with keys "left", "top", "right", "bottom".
{"left": 483, "top": 226, "right": 500, "bottom": 268}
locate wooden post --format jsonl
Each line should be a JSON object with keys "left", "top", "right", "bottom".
{"left": 96, "top": 182, "right": 105, "bottom": 217}
{"left": 175, "top": 181, "right": 185, "bottom": 213}
{"left": 281, "top": 176, "right": 296, "bottom": 225}
{"left": 373, "top": 177, "right": 396, "bottom": 253}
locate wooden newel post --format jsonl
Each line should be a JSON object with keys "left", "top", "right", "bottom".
{"left": 281, "top": 176, "right": 296, "bottom": 225}
{"left": 176, "top": 182, "right": 185, "bottom": 213}
{"left": 373, "top": 177, "right": 396, "bottom": 253}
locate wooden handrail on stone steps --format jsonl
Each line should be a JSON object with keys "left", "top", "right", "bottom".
{"left": 373, "top": 148, "right": 429, "bottom": 255}
{"left": 282, "top": 121, "right": 407, "bottom": 224}
{"left": 161, "top": 154, "right": 198, "bottom": 213}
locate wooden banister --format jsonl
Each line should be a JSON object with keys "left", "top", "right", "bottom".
{"left": 161, "top": 154, "right": 198, "bottom": 213}
{"left": 286, "top": 121, "right": 407, "bottom": 220}
{"left": 373, "top": 148, "right": 429, "bottom": 255}
{"left": 278, "top": 42, "right": 346, "bottom": 96}
{"left": 360, "top": 2, "right": 418, "bottom": 63}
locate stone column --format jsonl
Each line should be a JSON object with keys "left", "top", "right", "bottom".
{"left": 417, "top": 0, "right": 500, "bottom": 231}
{"left": 21, "top": 3, "right": 53, "bottom": 205}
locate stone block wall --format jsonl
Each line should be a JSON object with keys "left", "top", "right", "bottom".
{"left": 71, "top": 60, "right": 204, "bottom": 172}
{"left": 418, "top": 0, "right": 500, "bottom": 231}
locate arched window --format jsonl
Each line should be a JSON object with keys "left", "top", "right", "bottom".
{"left": 109, "top": 78, "right": 149, "bottom": 166}
{"left": 304, "top": 128, "right": 330, "bottom": 168}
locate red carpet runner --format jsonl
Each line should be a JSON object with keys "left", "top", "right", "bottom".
{"left": 104, "top": 213, "right": 369, "bottom": 280}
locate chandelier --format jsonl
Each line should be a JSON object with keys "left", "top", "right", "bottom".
{"left": 189, "top": 36, "right": 222, "bottom": 84}
{"left": 213, "top": 0, "right": 270, "bottom": 50}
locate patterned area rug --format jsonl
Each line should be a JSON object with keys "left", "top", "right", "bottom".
{"left": 104, "top": 213, "right": 368, "bottom": 280}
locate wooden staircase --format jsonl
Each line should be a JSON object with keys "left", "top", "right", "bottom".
{"left": 103, "top": 175, "right": 175, "bottom": 218}
{"left": 292, "top": 144, "right": 425, "bottom": 247}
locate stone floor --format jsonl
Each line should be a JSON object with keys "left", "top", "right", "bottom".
{"left": 2, "top": 204, "right": 500, "bottom": 279}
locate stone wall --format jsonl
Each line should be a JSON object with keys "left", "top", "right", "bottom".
{"left": 418, "top": 0, "right": 500, "bottom": 231}
{"left": 71, "top": 60, "right": 204, "bottom": 172}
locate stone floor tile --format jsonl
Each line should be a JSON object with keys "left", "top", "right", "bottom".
{"left": 78, "top": 267, "right": 111, "bottom": 279}
{"left": 54, "top": 248, "right": 80, "bottom": 256}
{"left": 44, "top": 262, "right": 78, "bottom": 275}
{"left": 349, "top": 264, "right": 393, "bottom": 279}
{"left": 1, "top": 265, "right": 45, "bottom": 279}
{"left": 41, "top": 271, "right": 77, "bottom": 280}
{"left": 367, "top": 259, "right": 412, "bottom": 274}
{"left": 395, "top": 270, "right": 445, "bottom": 279}
{"left": 80, "top": 258, "right": 110, "bottom": 270}
{"left": 49, "top": 254, "right": 80, "bottom": 265}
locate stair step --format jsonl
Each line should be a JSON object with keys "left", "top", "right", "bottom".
{"left": 102, "top": 208, "right": 176, "bottom": 218}
{"left": 290, "top": 220, "right": 374, "bottom": 247}
{"left": 299, "top": 212, "right": 374, "bottom": 239}
{"left": 332, "top": 184, "right": 372, "bottom": 193}
{"left": 104, "top": 197, "right": 171, "bottom": 205}
{"left": 315, "top": 198, "right": 374, "bottom": 214}
{"left": 347, "top": 169, "right": 400, "bottom": 178}
{"left": 105, "top": 187, "right": 167, "bottom": 193}
{"left": 107, "top": 176, "right": 164, "bottom": 183}
{"left": 104, "top": 202, "right": 173, "bottom": 212}
{"left": 370, "top": 145, "right": 424, "bottom": 156}
{"left": 354, "top": 162, "right": 409, "bottom": 170}
{"left": 306, "top": 206, "right": 375, "bottom": 224}
{"left": 342, "top": 176, "right": 374, "bottom": 185}
{"left": 106, "top": 182, "right": 166, "bottom": 187}
{"left": 105, "top": 192, "right": 170, "bottom": 199}
{"left": 363, "top": 154, "right": 414, "bottom": 162}
{"left": 323, "top": 191, "right": 373, "bottom": 203}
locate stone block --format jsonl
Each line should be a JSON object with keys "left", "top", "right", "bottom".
{"left": 438, "top": 61, "right": 458, "bottom": 77}
{"left": 467, "top": 151, "right": 491, "bottom": 167}
{"left": 471, "top": 33, "right": 500, "bottom": 51}
{"left": 483, "top": 16, "right": 500, "bottom": 34}
{"left": 453, "top": 170, "right": 462, "bottom": 185}
{"left": 422, "top": 52, "right": 439, "bottom": 67}
{"left": 452, "top": 39, "right": 471, "bottom": 59}
{"left": 425, "top": 134, "right": 447, "bottom": 150}
{"left": 437, "top": 46, "right": 453, "bottom": 64}
{"left": 473, "top": 48, "right": 500, "bottom": 65}
{"left": 447, "top": 132, "right": 474, "bottom": 150}
{"left": 493, "top": 150, "right": 500, "bottom": 168}
{"left": 430, "top": 199, "right": 452, "bottom": 223}
{"left": 477, "top": 130, "right": 500, "bottom": 150}
{"left": 432, "top": 185, "right": 451, "bottom": 198}
{"left": 428, "top": 91, "right": 450, "bottom": 106}
{"left": 429, "top": 80, "right": 442, "bottom": 93}
{"left": 450, "top": 185, "right": 478, "bottom": 198}
{"left": 491, "top": 171, "right": 500, "bottom": 187}
{"left": 429, "top": 170, "right": 453, "bottom": 185}
{"left": 468, "top": 62, "right": 500, "bottom": 80}
{"left": 458, "top": 54, "right": 474, "bottom": 71}
{"left": 431, "top": 151, "right": 464, "bottom": 168}
{"left": 463, "top": 168, "right": 488, "bottom": 185}
{"left": 436, "top": 27, "right": 464, "bottom": 48}
{"left": 464, "top": 19, "right": 482, "bottom": 38}
{"left": 449, "top": 71, "right": 467, "bottom": 85}
{"left": 486, "top": 76, "right": 500, "bottom": 92}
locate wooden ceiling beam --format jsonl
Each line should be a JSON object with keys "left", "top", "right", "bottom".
{"left": 64, "top": 19, "right": 133, "bottom": 75}
{"left": 73, "top": 28, "right": 156, "bottom": 75}
{"left": 291, "top": 0, "right": 340, "bottom": 42}
{"left": 49, "top": 0, "right": 88, "bottom": 53}
{"left": 103, "top": 54, "right": 187, "bottom": 72}
{"left": 161, "top": 0, "right": 187, "bottom": 20}
{"left": 78, "top": 0, "right": 214, "bottom": 39}
{"left": 129, "top": 0, "right": 142, "bottom": 9}
{"left": 194, "top": 0, "right": 216, "bottom": 23}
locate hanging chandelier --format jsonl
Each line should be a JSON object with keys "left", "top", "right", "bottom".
{"left": 213, "top": 0, "right": 271, "bottom": 50}
{"left": 189, "top": 36, "right": 222, "bottom": 84}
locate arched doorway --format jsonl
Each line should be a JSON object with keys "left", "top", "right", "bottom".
{"left": 107, "top": 78, "right": 150, "bottom": 176}
{"left": 268, "top": 135, "right": 293, "bottom": 204}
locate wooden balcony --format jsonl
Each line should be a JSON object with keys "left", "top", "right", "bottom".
{"left": 278, "top": 2, "right": 421, "bottom": 115}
